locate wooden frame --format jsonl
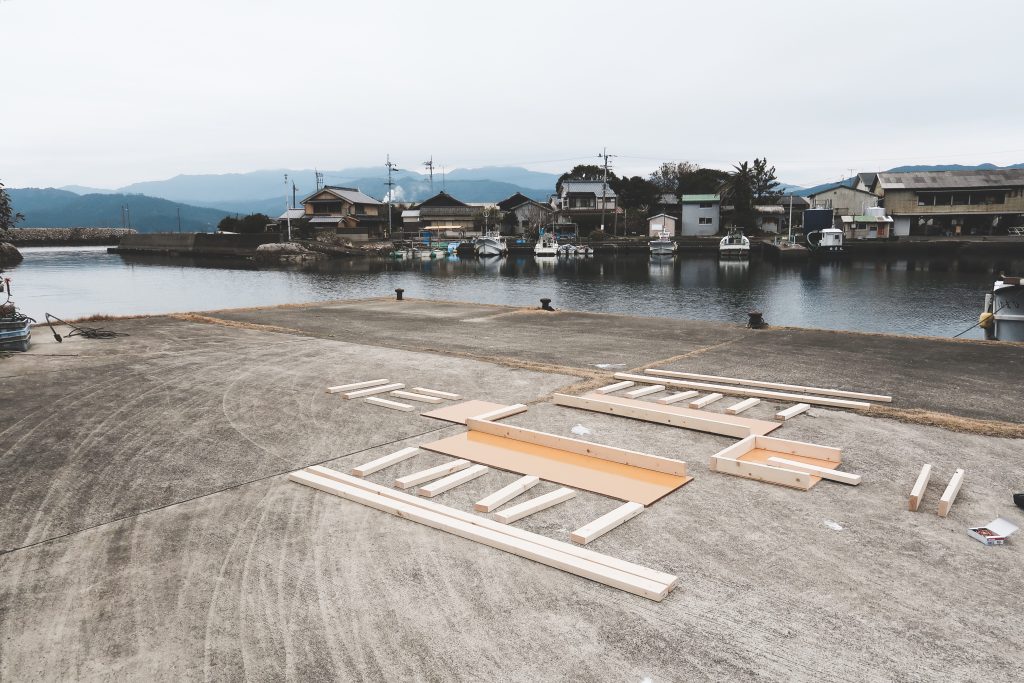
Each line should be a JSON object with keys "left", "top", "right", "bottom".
{"left": 938, "top": 469, "right": 965, "bottom": 518}
{"left": 494, "top": 488, "right": 576, "bottom": 524}
{"left": 351, "top": 447, "right": 419, "bottom": 477}
{"left": 327, "top": 378, "right": 388, "bottom": 394}
{"left": 306, "top": 465, "right": 678, "bottom": 589}
{"left": 766, "top": 457, "right": 861, "bottom": 485}
{"left": 474, "top": 476, "right": 540, "bottom": 512}
{"left": 390, "top": 390, "right": 443, "bottom": 404}
{"left": 643, "top": 369, "right": 893, "bottom": 403}
{"left": 571, "top": 502, "right": 644, "bottom": 545}
{"left": 291, "top": 469, "right": 673, "bottom": 601}
{"left": 726, "top": 397, "right": 760, "bottom": 414}
{"left": 395, "top": 460, "right": 470, "bottom": 489}
{"left": 657, "top": 391, "right": 698, "bottom": 405}
{"left": 344, "top": 382, "right": 406, "bottom": 399}
{"left": 613, "top": 373, "right": 871, "bottom": 410}
{"left": 624, "top": 384, "right": 665, "bottom": 399}
{"left": 365, "top": 396, "right": 414, "bottom": 412}
{"left": 709, "top": 435, "right": 843, "bottom": 490}
{"left": 595, "top": 380, "right": 634, "bottom": 394}
{"left": 775, "top": 403, "right": 810, "bottom": 421}
{"left": 418, "top": 464, "right": 489, "bottom": 498}
{"left": 710, "top": 457, "right": 813, "bottom": 490}
{"left": 689, "top": 393, "right": 723, "bottom": 409}
{"left": 908, "top": 463, "right": 932, "bottom": 512}
{"left": 411, "top": 387, "right": 462, "bottom": 400}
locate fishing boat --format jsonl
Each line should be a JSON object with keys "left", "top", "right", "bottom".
{"left": 718, "top": 229, "right": 750, "bottom": 260}
{"left": 981, "top": 275, "right": 1024, "bottom": 341}
{"left": 475, "top": 231, "right": 508, "bottom": 257}
{"left": 576, "top": 244, "right": 594, "bottom": 256}
{"left": 649, "top": 229, "right": 677, "bottom": 255}
{"left": 534, "top": 231, "right": 558, "bottom": 257}
{"left": 806, "top": 227, "right": 844, "bottom": 255}
{"left": 0, "top": 276, "right": 32, "bottom": 352}
{"left": 557, "top": 243, "right": 578, "bottom": 257}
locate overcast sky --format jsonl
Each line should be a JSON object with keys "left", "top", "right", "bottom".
{"left": 3, "top": 0, "right": 1024, "bottom": 189}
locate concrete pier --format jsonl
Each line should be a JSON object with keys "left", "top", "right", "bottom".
{"left": 1, "top": 299, "right": 1022, "bottom": 680}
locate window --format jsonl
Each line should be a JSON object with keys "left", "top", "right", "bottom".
{"left": 699, "top": 202, "right": 713, "bottom": 209}
{"left": 312, "top": 201, "right": 343, "bottom": 214}
{"left": 699, "top": 217, "right": 713, "bottom": 225}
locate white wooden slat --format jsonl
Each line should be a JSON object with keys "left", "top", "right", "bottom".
{"left": 595, "top": 380, "right": 634, "bottom": 394}
{"left": 494, "top": 488, "right": 577, "bottom": 524}
{"left": 571, "top": 502, "right": 644, "bottom": 545}
{"left": 775, "top": 403, "right": 810, "bottom": 421}
{"left": 908, "top": 463, "right": 932, "bottom": 512}
{"left": 643, "top": 369, "right": 893, "bottom": 403}
{"left": 394, "top": 460, "right": 471, "bottom": 489}
{"left": 623, "top": 384, "right": 665, "bottom": 399}
{"left": 351, "top": 447, "right": 419, "bottom": 477}
{"left": 657, "top": 391, "right": 699, "bottom": 404}
{"left": 766, "top": 457, "right": 862, "bottom": 485}
{"left": 725, "top": 397, "right": 760, "bottom": 414}
{"left": 613, "top": 373, "right": 871, "bottom": 410}
{"left": 344, "top": 383, "right": 406, "bottom": 399}
{"left": 410, "top": 387, "right": 462, "bottom": 400}
{"left": 418, "top": 464, "right": 489, "bottom": 497}
{"left": 689, "top": 393, "right": 723, "bottom": 409}
{"left": 474, "top": 475, "right": 541, "bottom": 512}
{"left": 365, "top": 397, "right": 415, "bottom": 412}
{"left": 938, "top": 468, "right": 965, "bottom": 518}
{"left": 390, "top": 390, "right": 443, "bottom": 404}
{"left": 327, "top": 379, "right": 388, "bottom": 394}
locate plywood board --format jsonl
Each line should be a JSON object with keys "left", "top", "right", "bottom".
{"left": 553, "top": 392, "right": 780, "bottom": 438}
{"left": 614, "top": 373, "right": 870, "bottom": 410}
{"left": 908, "top": 463, "right": 932, "bottom": 512}
{"left": 474, "top": 475, "right": 540, "bottom": 512}
{"left": 644, "top": 369, "right": 893, "bottom": 403}
{"left": 419, "top": 431, "right": 692, "bottom": 505}
{"left": 571, "top": 502, "right": 644, "bottom": 545}
{"left": 421, "top": 400, "right": 518, "bottom": 425}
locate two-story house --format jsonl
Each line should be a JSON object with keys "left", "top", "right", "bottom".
{"left": 401, "top": 191, "right": 484, "bottom": 236}
{"left": 299, "top": 186, "right": 385, "bottom": 240}
{"left": 497, "top": 192, "right": 553, "bottom": 235}
{"left": 552, "top": 180, "right": 618, "bottom": 230}
{"left": 680, "top": 194, "right": 720, "bottom": 235}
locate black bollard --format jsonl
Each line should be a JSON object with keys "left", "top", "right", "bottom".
{"left": 747, "top": 311, "right": 766, "bottom": 329}
{"left": 395, "top": 288, "right": 404, "bottom": 301}
{"left": 540, "top": 298, "right": 555, "bottom": 311}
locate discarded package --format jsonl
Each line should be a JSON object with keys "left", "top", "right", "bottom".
{"left": 967, "top": 518, "right": 1019, "bottom": 546}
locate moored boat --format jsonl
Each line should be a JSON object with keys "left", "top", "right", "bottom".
{"left": 475, "top": 231, "right": 508, "bottom": 257}
{"left": 534, "top": 231, "right": 558, "bottom": 257}
{"left": 649, "top": 229, "right": 677, "bottom": 255}
{"left": 718, "top": 229, "right": 749, "bottom": 259}
{"left": 806, "top": 227, "right": 844, "bottom": 255}
{"left": 981, "top": 275, "right": 1024, "bottom": 341}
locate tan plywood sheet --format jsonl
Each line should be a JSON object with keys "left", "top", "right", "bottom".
{"left": 578, "top": 392, "right": 781, "bottom": 436}
{"left": 419, "top": 431, "right": 692, "bottom": 505}
{"left": 737, "top": 447, "right": 840, "bottom": 489}
{"left": 421, "top": 400, "right": 511, "bottom": 425}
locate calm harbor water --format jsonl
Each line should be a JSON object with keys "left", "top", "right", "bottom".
{"left": 5, "top": 246, "right": 1019, "bottom": 339}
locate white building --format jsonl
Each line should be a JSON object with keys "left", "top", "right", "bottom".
{"left": 680, "top": 194, "right": 720, "bottom": 235}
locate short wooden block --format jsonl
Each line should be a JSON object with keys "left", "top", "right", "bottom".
{"left": 726, "top": 397, "right": 761, "bottom": 415}
{"left": 688, "top": 393, "right": 723, "bottom": 409}
{"left": 657, "top": 391, "right": 699, "bottom": 405}
{"left": 766, "top": 456, "right": 862, "bottom": 485}
{"left": 595, "top": 380, "right": 634, "bottom": 394}
{"left": 411, "top": 387, "right": 462, "bottom": 400}
{"left": 494, "top": 488, "right": 577, "bottom": 524}
{"left": 571, "top": 502, "right": 644, "bottom": 545}
{"left": 908, "top": 463, "right": 932, "bottom": 512}
{"left": 937, "top": 468, "right": 964, "bottom": 518}
{"left": 364, "top": 397, "right": 415, "bottom": 412}
{"left": 390, "top": 390, "right": 443, "bottom": 404}
{"left": 344, "top": 383, "right": 405, "bottom": 399}
{"left": 395, "top": 460, "right": 471, "bottom": 489}
{"left": 775, "top": 403, "right": 810, "bottom": 421}
{"left": 474, "top": 475, "right": 541, "bottom": 512}
{"left": 327, "top": 378, "right": 388, "bottom": 394}
{"left": 624, "top": 384, "right": 665, "bottom": 399}
{"left": 418, "top": 464, "right": 489, "bottom": 497}
{"left": 351, "top": 447, "right": 419, "bottom": 477}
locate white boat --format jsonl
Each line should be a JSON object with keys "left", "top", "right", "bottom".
{"left": 649, "top": 229, "right": 677, "bottom": 255}
{"left": 718, "top": 230, "right": 749, "bottom": 259}
{"left": 806, "top": 227, "right": 844, "bottom": 254}
{"left": 475, "top": 231, "right": 508, "bottom": 257}
{"left": 558, "top": 243, "right": 578, "bottom": 257}
{"left": 534, "top": 232, "right": 558, "bottom": 257}
{"left": 576, "top": 245, "right": 594, "bottom": 256}
{"left": 981, "top": 275, "right": 1024, "bottom": 341}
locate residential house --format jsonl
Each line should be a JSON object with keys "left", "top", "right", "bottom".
{"left": 753, "top": 206, "right": 785, "bottom": 233}
{"left": 647, "top": 213, "right": 677, "bottom": 237}
{"left": 497, "top": 192, "right": 553, "bottom": 235}
{"left": 680, "top": 194, "right": 720, "bottom": 236}
{"left": 552, "top": 180, "right": 618, "bottom": 231}
{"left": 806, "top": 183, "right": 881, "bottom": 218}
{"left": 870, "top": 169, "right": 1024, "bottom": 236}
{"left": 401, "top": 191, "right": 484, "bottom": 236}
{"left": 299, "top": 186, "right": 385, "bottom": 241}
{"left": 839, "top": 206, "right": 894, "bottom": 239}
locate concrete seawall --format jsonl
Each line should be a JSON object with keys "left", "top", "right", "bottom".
{"left": 111, "top": 231, "right": 281, "bottom": 257}
{"left": 4, "top": 227, "right": 137, "bottom": 246}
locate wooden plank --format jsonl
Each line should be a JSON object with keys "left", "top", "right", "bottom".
{"left": 465, "top": 418, "right": 688, "bottom": 476}
{"left": 552, "top": 392, "right": 779, "bottom": 438}
{"left": 689, "top": 393, "right": 723, "bottom": 409}
{"left": 775, "top": 403, "right": 810, "bottom": 421}
{"left": 344, "top": 382, "right": 406, "bottom": 399}
{"left": 289, "top": 470, "right": 671, "bottom": 601}
{"left": 657, "top": 391, "right": 699, "bottom": 404}
{"left": 390, "top": 390, "right": 443, "bottom": 404}
{"left": 908, "top": 463, "right": 932, "bottom": 512}
{"left": 707, "top": 436, "right": 756, "bottom": 470}
{"left": 364, "top": 396, "right": 415, "bottom": 412}
{"left": 644, "top": 368, "right": 893, "bottom": 403}
{"left": 613, "top": 373, "right": 871, "bottom": 410}
{"left": 351, "top": 447, "right": 419, "bottom": 477}
{"left": 327, "top": 378, "right": 388, "bottom": 394}
{"left": 726, "top": 397, "right": 760, "bottom": 414}
{"left": 595, "top": 380, "right": 634, "bottom": 394}
{"left": 494, "top": 488, "right": 577, "bottom": 524}
{"left": 307, "top": 465, "right": 678, "bottom": 588}
{"left": 571, "top": 502, "right": 644, "bottom": 545}
{"left": 474, "top": 476, "right": 540, "bottom": 512}
{"left": 410, "top": 387, "right": 462, "bottom": 400}
{"left": 624, "top": 384, "right": 665, "bottom": 399}
{"left": 471, "top": 404, "right": 528, "bottom": 422}
{"left": 421, "top": 400, "right": 516, "bottom": 425}
{"left": 710, "top": 456, "right": 814, "bottom": 490}
{"left": 394, "top": 460, "right": 470, "bottom": 489}
{"left": 766, "top": 457, "right": 862, "bottom": 485}
{"left": 418, "top": 464, "right": 489, "bottom": 498}
{"left": 753, "top": 436, "right": 841, "bottom": 463}
{"left": 937, "top": 468, "right": 965, "bottom": 518}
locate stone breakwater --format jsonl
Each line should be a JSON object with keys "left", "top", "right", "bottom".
{"left": 4, "top": 227, "right": 137, "bottom": 246}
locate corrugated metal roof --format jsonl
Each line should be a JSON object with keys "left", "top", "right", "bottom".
{"left": 841, "top": 215, "right": 894, "bottom": 223}
{"left": 562, "top": 181, "right": 617, "bottom": 197}
{"left": 680, "top": 194, "right": 720, "bottom": 202}
{"left": 876, "top": 170, "right": 1024, "bottom": 190}
{"left": 301, "top": 186, "right": 382, "bottom": 205}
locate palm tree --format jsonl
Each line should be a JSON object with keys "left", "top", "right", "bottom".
{"left": 718, "top": 162, "right": 756, "bottom": 229}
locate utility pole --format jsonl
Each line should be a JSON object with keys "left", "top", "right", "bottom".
{"left": 385, "top": 154, "right": 399, "bottom": 240}
{"left": 787, "top": 196, "right": 793, "bottom": 243}
{"left": 441, "top": 165, "right": 446, "bottom": 192}
{"left": 284, "top": 174, "right": 292, "bottom": 241}
{"left": 292, "top": 181, "right": 297, "bottom": 209}
{"left": 423, "top": 156, "right": 435, "bottom": 192}
{"left": 315, "top": 169, "right": 324, "bottom": 192}
{"left": 598, "top": 147, "right": 616, "bottom": 234}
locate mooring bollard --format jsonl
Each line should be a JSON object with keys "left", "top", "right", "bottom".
{"left": 395, "top": 288, "right": 404, "bottom": 301}
{"left": 540, "top": 298, "right": 554, "bottom": 311}
{"left": 747, "top": 311, "right": 766, "bottom": 329}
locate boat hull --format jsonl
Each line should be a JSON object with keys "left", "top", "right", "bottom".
{"left": 993, "top": 282, "right": 1024, "bottom": 342}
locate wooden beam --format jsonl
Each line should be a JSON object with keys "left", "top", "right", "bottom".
{"left": 710, "top": 456, "right": 814, "bottom": 490}
{"left": 775, "top": 403, "right": 810, "bottom": 421}
{"left": 613, "top": 373, "right": 871, "bottom": 410}
{"left": 465, "top": 418, "right": 688, "bottom": 476}
{"left": 390, "top": 390, "right": 443, "bottom": 404}
{"left": 394, "top": 460, "right": 471, "bottom": 489}
{"left": 726, "top": 397, "right": 760, "bottom": 414}
{"left": 595, "top": 380, "right": 634, "bottom": 394}
{"left": 327, "top": 378, "right": 388, "bottom": 394}
{"left": 552, "top": 393, "right": 757, "bottom": 439}
{"left": 494, "top": 487, "right": 577, "bottom": 524}
{"left": 707, "top": 436, "right": 756, "bottom": 469}
{"left": 410, "top": 387, "right": 462, "bottom": 400}
{"left": 766, "top": 457, "right": 862, "bottom": 485}
{"left": 474, "top": 476, "right": 540, "bottom": 512}
{"left": 344, "top": 383, "right": 406, "bottom": 399}
{"left": 289, "top": 470, "right": 671, "bottom": 601}
{"left": 908, "top": 463, "right": 932, "bottom": 512}
{"left": 571, "top": 502, "right": 644, "bottom": 545}
{"left": 471, "top": 404, "right": 528, "bottom": 422}
{"left": 643, "top": 369, "right": 892, "bottom": 403}
{"left": 938, "top": 468, "right": 965, "bottom": 518}
{"left": 657, "top": 391, "right": 699, "bottom": 405}
{"left": 364, "top": 397, "right": 415, "bottom": 412}
{"left": 418, "top": 464, "right": 489, "bottom": 498}
{"left": 351, "top": 447, "right": 419, "bottom": 477}
{"left": 307, "top": 465, "right": 678, "bottom": 589}
{"left": 689, "top": 393, "right": 723, "bottom": 409}
{"left": 754, "top": 435, "right": 841, "bottom": 463}
{"left": 623, "top": 384, "right": 665, "bottom": 398}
